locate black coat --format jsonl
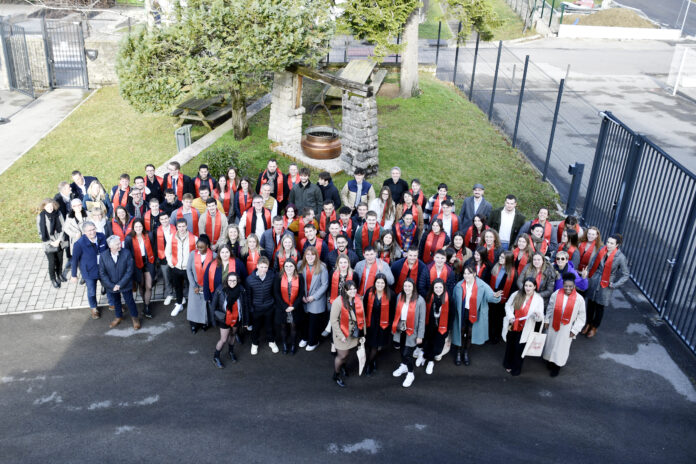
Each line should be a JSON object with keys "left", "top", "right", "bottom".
{"left": 319, "top": 180, "right": 342, "bottom": 209}
{"left": 245, "top": 269, "right": 276, "bottom": 313}
{"left": 70, "top": 176, "right": 98, "bottom": 200}
{"left": 382, "top": 178, "right": 409, "bottom": 204}
{"left": 273, "top": 273, "right": 305, "bottom": 325}
{"left": 209, "top": 285, "right": 249, "bottom": 328}
{"left": 98, "top": 248, "right": 134, "bottom": 291}
{"left": 488, "top": 208, "right": 526, "bottom": 243}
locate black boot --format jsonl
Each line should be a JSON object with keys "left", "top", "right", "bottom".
{"left": 290, "top": 344, "right": 297, "bottom": 355}
{"left": 212, "top": 350, "right": 224, "bottom": 368}
{"left": 454, "top": 347, "right": 462, "bottom": 366}
{"left": 365, "top": 361, "right": 374, "bottom": 377}
{"left": 228, "top": 345, "right": 237, "bottom": 363}
{"left": 190, "top": 323, "right": 198, "bottom": 334}
{"left": 333, "top": 372, "right": 346, "bottom": 387}
{"left": 51, "top": 276, "right": 60, "bottom": 289}
{"left": 282, "top": 343, "right": 288, "bottom": 355}
{"left": 144, "top": 304, "right": 153, "bottom": 319}
{"left": 463, "top": 349, "right": 471, "bottom": 366}
{"left": 340, "top": 365, "right": 349, "bottom": 377}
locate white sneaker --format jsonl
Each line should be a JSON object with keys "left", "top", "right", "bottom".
{"left": 426, "top": 361, "right": 435, "bottom": 375}
{"left": 182, "top": 297, "right": 186, "bottom": 305}
{"left": 415, "top": 354, "right": 425, "bottom": 367}
{"left": 434, "top": 354, "right": 443, "bottom": 361}
{"left": 402, "top": 372, "right": 415, "bottom": 387}
{"left": 392, "top": 364, "right": 408, "bottom": 377}
{"left": 298, "top": 339, "right": 308, "bottom": 348}
{"left": 163, "top": 296, "right": 172, "bottom": 306}
{"left": 306, "top": 344, "right": 318, "bottom": 351}
{"left": 170, "top": 304, "right": 183, "bottom": 316}
{"left": 413, "top": 347, "right": 423, "bottom": 358}
{"left": 268, "top": 342, "right": 279, "bottom": 353}
{"left": 251, "top": 344, "right": 258, "bottom": 355}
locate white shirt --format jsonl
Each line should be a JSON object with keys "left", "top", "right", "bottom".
{"left": 111, "top": 253, "right": 119, "bottom": 263}
{"left": 137, "top": 236, "right": 145, "bottom": 256}
{"left": 498, "top": 209, "right": 516, "bottom": 242}
{"left": 464, "top": 281, "right": 473, "bottom": 309}
{"left": 400, "top": 299, "right": 411, "bottom": 321}
{"left": 441, "top": 213, "right": 453, "bottom": 238}
{"left": 473, "top": 197, "right": 482, "bottom": 214}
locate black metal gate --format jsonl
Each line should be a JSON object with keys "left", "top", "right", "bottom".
{"left": 0, "top": 21, "right": 34, "bottom": 98}
{"left": 583, "top": 112, "right": 696, "bottom": 353}
{"left": 44, "top": 21, "right": 88, "bottom": 89}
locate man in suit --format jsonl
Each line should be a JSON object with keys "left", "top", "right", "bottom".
{"left": 162, "top": 161, "right": 193, "bottom": 201}
{"left": 488, "top": 194, "right": 526, "bottom": 251}
{"left": 459, "top": 183, "right": 493, "bottom": 229}
{"left": 99, "top": 235, "right": 140, "bottom": 329}
{"left": 70, "top": 170, "right": 98, "bottom": 200}
{"left": 70, "top": 221, "right": 108, "bottom": 320}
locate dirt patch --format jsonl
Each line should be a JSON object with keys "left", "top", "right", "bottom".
{"left": 564, "top": 8, "right": 657, "bottom": 28}
{"left": 377, "top": 83, "right": 400, "bottom": 99}
{"left": 378, "top": 104, "right": 399, "bottom": 114}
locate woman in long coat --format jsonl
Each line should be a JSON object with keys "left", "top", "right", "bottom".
{"left": 363, "top": 273, "right": 395, "bottom": 375}
{"left": 543, "top": 274, "right": 586, "bottom": 377}
{"left": 452, "top": 265, "right": 502, "bottom": 366}
{"left": 186, "top": 234, "right": 214, "bottom": 333}
{"left": 330, "top": 280, "right": 365, "bottom": 387}
{"left": 298, "top": 246, "right": 329, "bottom": 351}
{"left": 502, "top": 278, "right": 544, "bottom": 376}
{"left": 37, "top": 198, "right": 68, "bottom": 288}
{"left": 585, "top": 234, "right": 629, "bottom": 338}
{"left": 274, "top": 259, "right": 305, "bottom": 354}
{"left": 517, "top": 252, "right": 556, "bottom": 307}
{"left": 390, "top": 278, "right": 426, "bottom": 388}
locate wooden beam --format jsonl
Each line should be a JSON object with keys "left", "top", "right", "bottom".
{"left": 288, "top": 64, "right": 372, "bottom": 97}
{"left": 295, "top": 75, "right": 303, "bottom": 109}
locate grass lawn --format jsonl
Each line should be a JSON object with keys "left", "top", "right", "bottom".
{"left": 0, "top": 86, "right": 207, "bottom": 242}
{"left": 419, "top": 1, "right": 453, "bottom": 40}
{"left": 563, "top": 8, "right": 657, "bottom": 28}
{"left": 184, "top": 73, "right": 559, "bottom": 219}
{"left": 489, "top": 0, "right": 538, "bottom": 41}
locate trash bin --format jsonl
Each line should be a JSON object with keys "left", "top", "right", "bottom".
{"left": 175, "top": 125, "right": 192, "bottom": 152}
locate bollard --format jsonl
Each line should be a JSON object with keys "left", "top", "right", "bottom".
{"left": 565, "top": 163, "right": 584, "bottom": 215}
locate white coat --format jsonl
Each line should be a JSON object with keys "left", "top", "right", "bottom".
{"left": 542, "top": 290, "right": 586, "bottom": 366}
{"left": 502, "top": 291, "right": 545, "bottom": 344}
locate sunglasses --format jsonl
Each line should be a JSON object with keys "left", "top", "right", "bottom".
{"left": 556, "top": 257, "right": 567, "bottom": 261}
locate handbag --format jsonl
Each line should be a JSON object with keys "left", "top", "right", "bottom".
{"left": 521, "top": 322, "right": 547, "bottom": 358}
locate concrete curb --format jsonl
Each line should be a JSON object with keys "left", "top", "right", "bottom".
{"left": 0, "top": 243, "right": 43, "bottom": 249}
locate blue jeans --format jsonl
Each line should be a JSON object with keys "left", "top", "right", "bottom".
{"left": 84, "top": 277, "right": 99, "bottom": 308}
{"left": 109, "top": 290, "right": 138, "bottom": 318}
{"left": 500, "top": 241, "right": 510, "bottom": 251}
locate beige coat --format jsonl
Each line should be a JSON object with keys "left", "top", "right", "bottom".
{"left": 330, "top": 296, "right": 360, "bottom": 351}
{"left": 502, "top": 291, "right": 545, "bottom": 344}
{"left": 543, "top": 290, "right": 586, "bottom": 366}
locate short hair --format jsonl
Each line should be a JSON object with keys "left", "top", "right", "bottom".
{"left": 199, "top": 164, "right": 209, "bottom": 171}
{"left": 336, "top": 234, "right": 349, "bottom": 242}
{"left": 252, "top": 194, "right": 263, "bottom": 202}
{"left": 145, "top": 164, "right": 155, "bottom": 170}
{"left": 530, "top": 223, "right": 543, "bottom": 232}
{"left": 505, "top": 194, "right": 517, "bottom": 202}
{"left": 106, "top": 235, "right": 121, "bottom": 247}
{"left": 176, "top": 218, "right": 188, "bottom": 226}
{"left": 338, "top": 206, "right": 352, "bottom": 216}
{"left": 81, "top": 221, "right": 96, "bottom": 232}
{"left": 71, "top": 170, "right": 81, "bottom": 176}
{"left": 58, "top": 181, "right": 69, "bottom": 190}
{"left": 442, "top": 199, "right": 454, "bottom": 207}
{"left": 273, "top": 215, "right": 284, "bottom": 223}
{"left": 318, "top": 171, "right": 331, "bottom": 182}
{"left": 267, "top": 158, "right": 278, "bottom": 165}
{"left": 299, "top": 167, "right": 311, "bottom": 176}
{"left": 437, "top": 183, "right": 448, "bottom": 191}
{"left": 608, "top": 233, "right": 623, "bottom": 246}
{"left": 120, "top": 173, "right": 130, "bottom": 181}
{"left": 354, "top": 167, "right": 366, "bottom": 176}
{"left": 198, "top": 185, "right": 210, "bottom": 193}
{"left": 134, "top": 176, "right": 144, "bottom": 183}
{"left": 149, "top": 197, "right": 160, "bottom": 205}
{"left": 401, "top": 210, "right": 413, "bottom": 217}
{"left": 205, "top": 197, "right": 217, "bottom": 205}
{"left": 182, "top": 193, "right": 194, "bottom": 201}
{"left": 70, "top": 198, "right": 83, "bottom": 206}
{"left": 434, "top": 249, "right": 446, "bottom": 257}
{"left": 257, "top": 256, "right": 270, "bottom": 267}
{"left": 197, "top": 234, "right": 211, "bottom": 247}
{"left": 366, "top": 211, "right": 378, "bottom": 219}
{"left": 169, "top": 161, "right": 181, "bottom": 170}
{"left": 323, "top": 199, "right": 334, "bottom": 206}
{"left": 561, "top": 272, "right": 576, "bottom": 283}
{"left": 301, "top": 207, "right": 314, "bottom": 217}
{"left": 411, "top": 178, "right": 421, "bottom": 185}
{"left": 363, "top": 246, "right": 376, "bottom": 254}
{"left": 303, "top": 223, "right": 317, "bottom": 231}
{"left": 357, "top": 202, "right": 368, "bottom": 210}
{"left": 391, "top": 166, "right": 401, "bottom": 174}
{"left": 164, "top": 188, "right": 175, "bottom": 195}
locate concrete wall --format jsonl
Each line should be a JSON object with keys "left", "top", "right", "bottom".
{"left": 558, "top": 24, "right": 682, "bottom": 40}
{"left": 84, "top": 33, "right": 121, "bottom": 87}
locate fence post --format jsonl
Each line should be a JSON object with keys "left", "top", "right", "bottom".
{"left": 610, "top": 133, "right": 643, "bottom": 235}
{"left": 396, "top": 33, "right": 401, "bottom": 63}
{"left": 452, "top": 22, "right": 462, "bottom": 85}
{"left": 468, "top": 31, "right": 479, "bottom": 101}
{"left": 542, "top": 78, "right": 565, "bottom": 182}
{"left": 488, "top": 40, "right": 503, "bottom": 121}
{"left": 512, "top": 55, "right": 530, "bottom": 148}
{"left": 541, "top": 0, "right": 546, "bottom": 17}
{"left": 672, "top": 47, "right": 688, "bottom": 96}
{"left": 549, "top": 2, "right": 555, "bottom": 27}
{"left": 565, "top": 163, "right": 585, "bottom": 215}
{"left": 343, "top": 38, "right": 348, "bottom": 63}
{"left": 582, "top": 112, "right": 611, "bottom": 225}
{"left": 41, "top": 17, "right": 54, "bottom": 90}
{"left": 435, "top": 21, "right": 441, "bottom": 66}
{"left": 560, "top": 4, "right": 566, "bottom": 25}
{"left": 660, "top": 197, "right": 696, "bottom": 318}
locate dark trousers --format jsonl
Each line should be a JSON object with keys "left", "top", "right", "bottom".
{"left": 423, "top": 329, "right": 447, "bottom": 361}
{"left": 459, "top": 320, "right": 472, "bottom": 350}
{"left": 45, "top": 250, "right": 63, "bottom": 281}
{"left": 503, "top": 330, "right": 525, "bottom": 376}
{"left": 489, "top": 302, "right": 505, "bottom": 342}
{"left": 251, "top": 308, "right": 274, "bottom": 345}
{"left": 109, "top": 290, "right": 138, "bottom": 318}
{"left": 84, "top": 277, "right": 100, "bottom": 308}
{"left": 399, "top": 332, "right": 416, "bottom": 372}
{"left": 63, "top": 246, "right": 72, "bottom": 267}
{"left": 280, "top": 322, "right": 297, "bottom": 347}
{"left": 305, "top": 312, "right": 325, "bottom": 346}
{"left": 171, "top": 267, "right": 187, "bottom": 304}
{"left": 586, "top": 300, "right": 605, "bottom": 328}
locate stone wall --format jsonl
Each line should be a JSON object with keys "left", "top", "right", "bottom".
{"left": 84, "top": 33, "right": 121, "bottom": 86}
{"left": 340, "top": 93, "right": 378, "bottom": 176}
{"left": 268, "top": 71, "right": 305, "bottom": 146}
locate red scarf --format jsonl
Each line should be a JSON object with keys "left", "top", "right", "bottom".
{"left": 340, "top": 297, "right": 365, "bottom": 338}
{"left": 245, "top": 207, "right": 271, "bottom": 238}
{"left": 588, "top": 246, "right": 608, "bottom": 278}
{"left": 430, "top": 196, "right": 446, "bottom": 221}
{"left": 379, "top": 250, "right": 391, "bottom": 264}
{"left": 304, "top": 265, "right": 314, "bottom": 294}
{"left": 143, "top": 210, "right": 157, "bottom": 232}
{"left": 167, "top": 175, "right": 185, "bottom": 201}
{"left": 578, "top": 240, "right": 595, "bottom": 271}
{"left": 330, "top": 269, "right": 353, "bottom": 303}
{"left": 380, "top": 201, "right": 391, "bottom": 227}
{"left": 112, "top": 187, "right": 130, "bottom": 209}
{"left": 392, "top": 295, "right": 417, "bottom": 335}
{"left": 156, "top": 224, "right": 176, "bottom": 259}
{"left": 429, "top": 264, "right": 449, "bottom": 284}
{"left": 535, "top": 270, "right": 543, "bottom": 290}
{"left": 531, "top": 239, "right": 549, "bottom": 255}
{"left": 476, "top": 262, "right": 487, "bottom": 278}
{"left": 193, "top": 250, "right": 213, "bottom": 286}
{"left": 246, "top": 250, "right": 260, "bottom": 275}
{"left": 207, "top": 261, "right": 218, "bottom": 294}
{"left": 531, "top": 218, "right": 553, "bottom": 242}
{"left": 171, "top": 232, "right": 196, "bottom": 267}
{"left": 339, "top": 218, "right": 353, "bottom": 239}
{"left": 287, "top": 173, "right": 300, "bottom": 190}
{"left": 437, "top": 212, "right": 459, "bottom": 236}
{"left": 194, "top": 177, "right": 214, "bottom": 198}
{"left": 360, "top": 224, "right": 380, "bottom": 251}
{"left": 553, "top": 289, "right": 577, "bottom": 331}
{"left": 261, "top": 169, "right": 285, "bottom": 203}
{"left": 204, "top": 212, "right": 223, "bottom": 246}
{"left": 301, "top": 237, "right": 323, "bottom": 254}
{"left": 367, "top": 290, "right": 391, "bottom": 329}
{"left": 218, "top": 179, "right": 236, "bottom": 216}
{"left": 426, "top": 293, "right": 450, "bottom": 334}
{"left": 557, "top": 221, "right": 581, "bottom": 244}
{"left": 319, "top": 210, "right": 336, "bottom": 232}
{"left": 277, "top": 249, "right": 297, "bottom": 271}
{"left": 600, "top": 248, "right": 617, "bottom": 288}
{"left": 512, "top": 294, "right": 534, "bottom": 331}
{"left": 225, "top": 299, "right": 240, "bottom": 327}
{"left": 396, "top": 260, "right": 418, "bottom": 294}
{"left": 132, "top": 234, "right": 155, "bottom": 269}
{"left": 423, "top": 231, "right": 445, "bottom": 264}
{"left": 513, "top": 247, "right": 528, "bottom": 275}
{"left": 281, "top": 273, "right": 300, "bottom": 306}
{"left": 237, "top": 191, "right": 252, "bottom": 217}
{"left": 490, "top": 267, "right": 515, "bottom": 303}
{"left": 111, "top": 219, "right": 132, "bottom": 241}
{"left": 410, "top": 189, "right": 425, "bottom": 209}
{"left": 326, "top": 234, "right": 337, "bottom": 252}
{"left": 401, "top": 203, "right": 419, "bottom": 226}
{"left": 359, "top": 261, "right": 378, "bottom": 295}
{"left": 557, "top": 243, "right": 577, "bottom": 260}
{"left": 176, "top": 207, "right": 199, "bottom": 236}
{"left": 486, "top": 245, "right": 495, "bottom": 263}
{"left": 461, "top": 280, "right": 479, "bottom": 323}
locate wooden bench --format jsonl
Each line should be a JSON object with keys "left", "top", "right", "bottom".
{"left": 173, "top": 95, "right": 231, "bottom": 129}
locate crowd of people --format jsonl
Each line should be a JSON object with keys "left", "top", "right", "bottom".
{"left": 37, "top": 159, "right": 630, "bottom": 387}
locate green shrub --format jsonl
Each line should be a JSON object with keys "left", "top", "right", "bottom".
{"left": 198, "top": 145, "right": 253, "bottom": 180}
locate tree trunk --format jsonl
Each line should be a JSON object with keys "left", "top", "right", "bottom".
{"left": 230, "top": 88, "right": 249, "bottom": 140}
{"left": 399, "top": 9, "right": 420, "bottom": 99}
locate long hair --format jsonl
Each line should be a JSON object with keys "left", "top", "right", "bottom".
{"left": 378, "top": 186, "right": 395, "bottom": 218}
{"left": 340, "top": 280, "right": 357, "bottom": 308}
{"left": 491, "top": 251, "right": 515, "bottom": 277}
{"left": 299, "top": 245, "right": 325, "bottom": 273}
{"left": 512, "top": 277, "right": 537, "bottom": 309}
{"left": 399, "top": 277, "right": 418, "bottom": 301}
{"left": 241, "top": 233, "right": 259, "bottom": 256}
{"left": 114, "top": 206, "right": 131, "bottom": 227}
{"left": 580, "top": 226, "right": 603, "bottom": 248}
{"left": 426, "top": 277, "right": 446, "bottom": 302}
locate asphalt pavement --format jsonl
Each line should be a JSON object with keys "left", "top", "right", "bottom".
{"left": 616, "top": 0, "right": 696, "bottom": 36}
{"left": 1, "top": 281, "right": 695, "bottom": 463}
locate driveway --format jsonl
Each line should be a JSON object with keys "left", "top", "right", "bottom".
{"left": 617, "top": 0, "right": 696, "bottom": 37}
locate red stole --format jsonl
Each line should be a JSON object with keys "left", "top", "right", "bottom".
{"left": 143, "top": 210, "right": 156, "bottom": 232}
{"left": 535, "top": 270, "right": 543, "bottom": 290}
{"left": 486, "top": 245, "right": 495, "bottom": 263}
{"left": 379, "top": 250, "right": 391, "bottom": 264}
{"left": 319, "top": 210, "right": 336, "bottom": 232}
{"left": 132, "top": 234, "right": 155, "bottom": 268}
{"left": 339, "top": 218, "right": 353, "bottom": 239}
{"left": 557, "top": 243, "right": 577, "bottom": 260}
{"left": 245, "top": 207, "right": 271, "bottom": 238}
{"left": 437, "top": 212, "right": 459, "bottom": 235}
{"left": 326, "top": 234, "right": 337, "bottom": 252}
{"left": 261, "top": 169, "right": 285, "bottom": 203}
{"left": 461, "top": 280, "right": 479, "bottom": 323}
{"left": 304, "top": 265, "right": 314, "bottom": 294}
{"left": 476, "top": 262, "right": 486, "bottom": 278}
{"left": 360, "top": 225, "right": 380, "bottom": 250}
{"left": 490, "top": 268, "right": 515, "bottom": 303}
{"left": 513, "top": 248, "right": 528, "bottom": 275}
{"left": 359, "top": 261, "right": 378, "bottom": 295}
{"left": 578, "top": 241, "right": 595, "bottom": 271}
{"left": 600, "top": 248, "right": 617, "bottom": 288}
{"left": 531, "top": 218, "right": 553, "bottom": 242}
{"left": 112, "top": 187, "right": 130, "bottom": 209}
{"left": 277, "top": 250, "right": 297, "bottom": 271}
{"left": 557, "top": 221, "right": 581, "bottom": 244}
{"left": 111, "top": 219, "right": 132, "bottom": 241}
{"left": 245, "top": 250, "right": 260, "bottom": 275}
{"left": 207, "top": 261, "right": 218, "bottom": 294}
{"left": 430, "top": 196, "right": 445, "bottom": 221}
{"left": 281, "top": 273, "right": 300, "bottom": 306}
{"left": 171, "top": 232, "right": 196, "bottom": 267}
{"left": 177, "top": 207, "right": 199, "bottom": 235}
{"left": 367, "top": 290, "right": 391, "bottom": 329}
{"left": 167, "top": 175, "right": 185, "bottom": 201}
{"left": 225, "top": 300, "right": 240, "bottom": 327}
{"left": 426, "top": 293, "right": 450, "bottom": 334}
{"left": 330, "top": 269, "right": 353, "bottom": 302}
{"left": 423, "top": 231, "right": 445, "bottom": 264}
{"left": 204, "top": 212, "right": 222, "bottom": 246}
{"left": 193, "top": 250, "right": 213, "bottom": 286}
{"left": 194, "top": 177, "right": 214, "bottom": 198}
{"left": 401, "top": 203, "right": 419, "bottom": 226}
{"left": 287, "top": 173, "right": 300, "bottom": 189}
{"left": 237, "top": 191, "right": 252, "bottom": 216}
{"left": 157, "top": 224, "right": 176, "bottom": 259}
{"left": 553, "top": 289, "right": 577, "bottom": 331}
{"left": 410, "top": 189, "right": 425, "bottom": 209}
{"left": 429, "top": 264, "right": 449, "bottom": 285}
{"left": 392, "top": 296, "right": 417, "bottom": 335}
{"left": 396, "top": 261, "right": 418, "bottom": 294}
{"left": 513, "top": 295, "right": 534, "bottom": 331}
{"left": 531, "top": 239, "right": 549, "bottom": 255}
{"left": 340, "top": 297, "right": 365, "bottom": 337}
{"left": 380, "top": 201, "right": 390, "bottom": 227}
{"left": 588, "top": 246, "right": 608, "bottom": 278}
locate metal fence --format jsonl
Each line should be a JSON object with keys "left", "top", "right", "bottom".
{"left": 505, "top": 0, "right": 562, "bottom": 33}
{"left": 0, "top": 21, "right": 34, "bottom": 97}
{"left": 584, "top": 112, "right": 696, "bottom": 354}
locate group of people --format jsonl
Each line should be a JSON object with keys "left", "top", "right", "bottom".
{"left": 37, "top": 159, "right": 630, "bottom": 387}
